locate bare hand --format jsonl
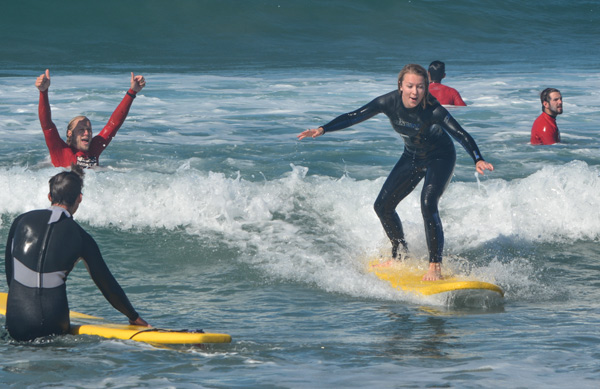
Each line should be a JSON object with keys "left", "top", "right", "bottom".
{"left": 130, "top": 316, "right": 151, "bottom": 327}
{"left": 476, "top": 160, "right": 494, "bottom": 175}
{"left": 36, "top": 69, "right": 51, "bottom": 92}
{"left": 297, "top": 127, "right": 324, "bottom": 140}
{"left": 130, "top": 72, "right": 146, "bottom": 92}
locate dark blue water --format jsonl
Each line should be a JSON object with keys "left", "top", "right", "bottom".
{"left": 2, "top": 0, "right": 599, "bottom": 73}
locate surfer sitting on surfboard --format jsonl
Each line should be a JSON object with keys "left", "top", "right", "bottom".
{"left": 35, "top": 69, "right": 146, "bottom": 168}
{"left": 4, "top": 165, "right": 149, "bottom": 341}
{"left": 298, "top": 64, "right": 493, "bottom": 281}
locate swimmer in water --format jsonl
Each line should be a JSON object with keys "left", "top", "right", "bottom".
{"left": 427, "top": 60, "right": 467, "bottom": 106}
{"left": 530, "top": 88, "right": 562, "bottom": 145}
{"left": 35, "top": 69, "right": 146, "bottom": 167}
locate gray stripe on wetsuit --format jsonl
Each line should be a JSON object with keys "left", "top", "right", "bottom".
{"left": 12, "top": 257, "right": 67, "bottom": 288}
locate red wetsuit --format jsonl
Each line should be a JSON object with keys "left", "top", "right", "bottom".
{"left": 428, "top": 82, "right": 466, "bottom": 106}
{"left": 530, "top": 112, "right": 560, "bottom": 145}
{"left": 39, "top": 89, "right": 137, "bottom": 167}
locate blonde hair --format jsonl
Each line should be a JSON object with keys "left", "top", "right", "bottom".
{"left": 397, "top": 64, "right": 430, "bottom": 109}
{"left": 66, "top": 116, "right": 90, "bottom": 145}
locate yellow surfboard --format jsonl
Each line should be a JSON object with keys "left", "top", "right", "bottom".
{"left": 0, "top": 292, "right": 231, "bottom": 345}
{"left": 368, "top": 260, "right": 504, "bottom": 297}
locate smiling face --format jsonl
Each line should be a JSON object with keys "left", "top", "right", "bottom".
{"left": 67, "top": 117, "right": 92, "bottom": 152}
{"left": 399, "top": 72, "right": 427, "bottom": 109}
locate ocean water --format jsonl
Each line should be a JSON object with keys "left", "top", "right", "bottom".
{"left": 1, "top": 1, "right": 600, "bottom": 388}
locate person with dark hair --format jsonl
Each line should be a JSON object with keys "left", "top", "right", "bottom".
{"left": 4, "top": 165, "right": 149, "bottom": 341}
{"left": 297, "top": 64, "right": 493, "bottom": 281}
{"left": 35, "top": 69, "right": 146, "bottom": 168}
{"left": 530, "top": 88, "right": 562, "bottom": 145}
{"left": 427, "top": 61, "right": 466, "bottom": 106}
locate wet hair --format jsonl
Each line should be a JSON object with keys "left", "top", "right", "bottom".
{"left": 428, "top": 61, "right": 445, "bottom": 83}
{"left": 66, "top": 116, "right": 90, "bottom": 146}
{"left": 540, "top": 88, "right": 561, "bottom": 110}
{"left": 49, "top": 164, "right": 85, "bottom": 206}
{"left": 397, "top": 64, "right": 431, "bottom": 109}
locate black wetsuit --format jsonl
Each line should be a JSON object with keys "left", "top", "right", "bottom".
{"left": 321, "top": 90, "right": 485, "bottom": 262}
{"left": 4, "top": 206, "right": 139, "bottom": 341}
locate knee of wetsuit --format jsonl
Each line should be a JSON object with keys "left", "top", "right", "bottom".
{"left": 420, "top": 190, "right": 440, "bottom": 219}
{"left": 374, "top": 198, "right": 393, "bottom": 217}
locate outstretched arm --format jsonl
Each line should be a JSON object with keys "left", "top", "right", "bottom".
{"left": 297, "top": 93, "right": 387, "bottom": 141}
{"left": 434, "top": 106, "right": 494, "bottom": 174}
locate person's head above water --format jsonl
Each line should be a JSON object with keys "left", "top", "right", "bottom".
{"left": 398, "top": 64, "right": 430, "bottom": 109}
{"left": 48, "top": 164, "right": 85, "bottom": 214}
{"left": 540, "top": 88, "right": 563, "bottom": 117}
{"left": 66, "top": 116, "right": 92, "bottom": 152}
{"left": 427, "top": 60, "right": 446, "bottom": 83}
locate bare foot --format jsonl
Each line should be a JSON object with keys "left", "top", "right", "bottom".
{"left": 422, "top": 263, "right": 443, "bottom": 281}
{"left": 372, "top": 259, "right": 395, "bottom": 268}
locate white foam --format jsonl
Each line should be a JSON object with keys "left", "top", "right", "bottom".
{"left": 1, "top": 70, "right": 599, "bottom": 303}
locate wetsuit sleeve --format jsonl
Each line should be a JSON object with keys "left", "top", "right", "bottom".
{"left": 39, "top": 90, "right": 71, "bottom": 166}
{"left": 4, "top": 217, "right": 19, "bottom": 287}
{"left": 88, "top": 89, "right": 137, "bottom": 157}
{"left": 530, "top": 115, "right": 558, "bottom": 145}
{"left": 321, "top": 95, "right": 385, "bottom": 133}
{"left": 434, "top": 106, "right": 484, "bottom": 163}
{"left": 79, "top": 229, "right": 140, "bottom": 321}
{"left": 453, "top": 91, "right": 467, "bottom": 106}
{"left": 38, "top": 90, "right": 55, "bottom": 132}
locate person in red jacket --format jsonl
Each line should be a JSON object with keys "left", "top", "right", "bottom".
{"left": 530, "top": 88, "right": 563, "bottom": 145}
{"left": 35, "top": 69, "right": 146, "bottom": 167}
{"left": 427, "top": 61, "right": 466, "bottom": 106}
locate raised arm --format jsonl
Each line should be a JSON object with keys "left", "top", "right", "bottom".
{"left": 37, "top": 69, "right": 55, "bottom": 131}
{"left": 35, "top": 69, "right": 51, "bottom": 92}
{"left": 89, "top": 73, "right": 146, "bottom": 155}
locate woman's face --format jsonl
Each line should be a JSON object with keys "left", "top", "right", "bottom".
{"left": 399, "top": 73, "right": 426, "bottom": 109}
{"left": 68, "top": 118, "right": 92, "bottom": 152}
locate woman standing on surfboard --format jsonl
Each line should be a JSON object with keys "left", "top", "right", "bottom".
{"left": 297, "top": 64, "right": 493, "bottom": 281}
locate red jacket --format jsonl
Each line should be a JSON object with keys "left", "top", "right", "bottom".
{"left": 428, "top": 82, "right": 466, "bottom": 106}
{"left": 530, "top": 112, "right": 560, "bottom": 145}
{"left": 39, "top": 89, "right": 137, "bottom": 167}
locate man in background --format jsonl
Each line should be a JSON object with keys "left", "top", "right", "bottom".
{"left": 530, "top": 88, "right": 563, "bottom": 145}
{"left": 427, "top": 60, "right": 467, "bottom": 106}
